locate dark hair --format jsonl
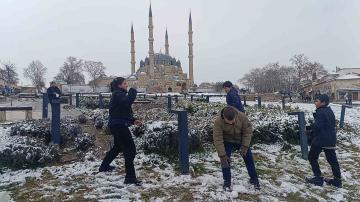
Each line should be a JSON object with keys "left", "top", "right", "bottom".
{"left": 315, "top": 94, "right": 330, "bottom": 106}
{"left": 223, "top": 81, "right": 233, "bottom": 88}
{"left": 110, "top": 77, "right": 126, "bottom": 92}
{"left": 223, "top": 106, "right": 236, "bottom": 121}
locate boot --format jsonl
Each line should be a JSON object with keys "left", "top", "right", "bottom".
{"left": 98, "top": 165, "right": 116, "bottom": 172}
{"left": 223, "top": 181, "right": 231, "bottom": 191}
{"left": 124, "top": 178, "right": 142, "bottom": 186}
{"left": 306, "top": 176, "right": 324, "bottom": 186}
{"left": 324, "top": 178, "right": 342, "bottom": 188}
{"left": 250, "top": 178, "right": 261, "bottom": 190}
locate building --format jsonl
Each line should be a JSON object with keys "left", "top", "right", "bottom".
{"left": 127, "top": 4, "right": 194, "bottom": 93}
{"left": 302, "top": 67, "right": 360, "bottom": 101}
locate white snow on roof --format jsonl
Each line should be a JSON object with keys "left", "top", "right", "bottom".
{"left": 335, "top": 74, "right": 360, "bottom": 80}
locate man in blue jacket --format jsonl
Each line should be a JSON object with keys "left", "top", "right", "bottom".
{"left": 306, "top": 94, "right": 342, "bottom": 188}
{"left": 47, "top": 81, "right": 61, "bottom": 104}
{"left": 223, "top": 81, "right": 245, "bottom": 112}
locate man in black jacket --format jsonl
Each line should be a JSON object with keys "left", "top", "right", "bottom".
{"left": 47, "top": 81, "right": 61, "bottom": 103}
{"left": 99, "top": 77, "right": 143, "bottom": 186}
{"left": 223, "top": 81, "right": 245, "bottom": 112}
{"left": 306, "top": 94, "right": 342, "bottom": 188}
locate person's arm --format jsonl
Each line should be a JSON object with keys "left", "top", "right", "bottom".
{"left": 213, "top": 117, "right": 226, "bottom": 157}
{"left": 240, "top": 114, "right": 253, "bottom": 148}
{"left": 312, "top": 110, "right": 326, "bottom": 134}
{"left": 127, "top": 88, "right": 137, "bottom": 105}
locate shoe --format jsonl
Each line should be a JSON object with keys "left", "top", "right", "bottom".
{"left": 250, "top": 178, "right": 261, "bottom": 190}
{"left": 324, "top": 178, "right": 342, "bottom": 188}
{"left": 306, "top": 176, "right": 324, "bottom": 186}
{"left": 98, "top": 165, "right": 116, "bottom": 172}
{"left": 124, "top": 178, "right": 142, "bottom": 186}
{"left": 223, "top": 181, "right": 231, "bottom": 191}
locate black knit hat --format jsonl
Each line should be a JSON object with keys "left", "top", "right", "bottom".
{"left": 315, "top": 94, "right": 330, "bottom": 106}
{"left": 223, "top": 81, "right": 233, "bottom": 88}
{"left": 110, "top": 77, "right": 126, "bottom": 92}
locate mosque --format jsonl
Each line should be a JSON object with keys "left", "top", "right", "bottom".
{"left": 127, "top": 4, "right": 194, "bottom": 92}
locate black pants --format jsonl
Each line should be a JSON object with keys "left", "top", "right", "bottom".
{"left": 308, "top": 146, "right": 341, "bottom": 179}
{"left": 100, "top": 124, "right": 137, "bottom": 179}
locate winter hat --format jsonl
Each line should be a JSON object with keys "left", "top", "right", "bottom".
{"left": 223, "top": 81, "right": 233, "bottom": 88}
{"left": 110, "top": 77, "right": 126, "bottom": 92}
{"left": 315, "top": 94, "right": 330, "bottom": 106}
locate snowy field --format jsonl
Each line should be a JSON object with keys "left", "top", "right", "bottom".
{"left": 0, "top": 99, "right": 359, "bottom": 201}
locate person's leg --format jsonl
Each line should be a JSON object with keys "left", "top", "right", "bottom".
{"left": 307, "top": 146, "right": 324, "bottom": 186}
{"left": 241, "top": 146, "right": 259, "bottom": 185}
{"left": 308, "top": 146, "right": 323, "bottom": 177}
{"left": 222, "top": 142, "right": 233, "bottom": 188}
{"left": 120, "top": 126, "right": 137, "bottom": 180}
{"left": 99, "top": 126, "right": 122, "bottom": 170}
{"left": 324, "top": 149, "right": 341, "bottom": 179}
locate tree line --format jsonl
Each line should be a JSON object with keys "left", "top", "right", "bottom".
{"left": 239, "top": 54, "right": 328, "bottom": 93}
{"left": 0, "top": 56, "right": 107, "bottom": 92}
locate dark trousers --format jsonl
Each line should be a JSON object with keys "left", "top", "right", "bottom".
{"left": 100, "top": 124, "right": 137, "bottom": 179}
{"left": 308, "top": 146, "right": 341, "bottom": 179}
{"left": 222, "top": 142, "right": 259, "bottom": 186}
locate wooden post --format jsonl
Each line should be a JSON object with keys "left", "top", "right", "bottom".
{"left": 25, "top": 110, "right": 32, "bottom": 120}
{"left": 0, "top": 111, "right": 6, "bottom": 122}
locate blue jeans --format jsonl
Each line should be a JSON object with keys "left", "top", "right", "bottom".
{"left": 222, "top": 142, "right": 259, "bottom": 186}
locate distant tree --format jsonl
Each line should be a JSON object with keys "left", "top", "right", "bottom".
{"left": 23, "top": 60, "right": 47, "bottom": 92}
{"left": 290, "top": 54, "right": 309, "bottom": 91}
{"left": 84, "top": 60, "right": 106, "bottom": 91}
{"left": 214, "top": 81, "right": 224, "bottom": 93}
{"left": 0, "top": 62, "right": 19, "bottom": 86}
{"left": 55, "top": 57, "right": 85, "bottom": 84}
{"left": 303, "top": 61, "right": 328, "bottom": 81}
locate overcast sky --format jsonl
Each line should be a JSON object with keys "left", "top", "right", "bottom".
{"left": 1, "top": 0, "right": 360, "bottom": 86}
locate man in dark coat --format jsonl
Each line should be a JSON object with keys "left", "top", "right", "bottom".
{"left": 306, "top": 94, "right": 342, "bottom": 188}
{"left": 47, "top": 81, "right": 61, "bottom": 103}
{"left": 99, "top": 77, "right": 142, "bottom": 186}
{"left": 223, "top": 81, "right": 245, "bottom": 112}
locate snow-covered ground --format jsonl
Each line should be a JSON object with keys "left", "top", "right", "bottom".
{"left": 1, "top": 100, "right": 359, "bottom": 201}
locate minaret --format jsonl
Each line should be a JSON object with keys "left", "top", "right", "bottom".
{"left": 148, "top": 4, "right": 155, "bottom": 77}
{"left": 165, "top": 28, "right": 169, "bottom": 55}
{"left": 188, "top": 12, "right": 194, "bottom": 85}
{"left": 130, "top": 24, "right": 136, "bottom": 74}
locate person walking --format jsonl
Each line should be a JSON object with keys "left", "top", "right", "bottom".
{"left": 306, "top": 94, "right": 342, "bottom": 188}
{"left": 99, "top": 77, "right": 143, "bottom": 186}
{"left": 213, "top": 106, "right": 260, "bottom": 190}
{"left": 223, "top": 81, "right": 245, "bottom": 112}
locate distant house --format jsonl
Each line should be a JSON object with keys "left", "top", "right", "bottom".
{"left": 302, "top": 67, "right": 360, "bottom": 101}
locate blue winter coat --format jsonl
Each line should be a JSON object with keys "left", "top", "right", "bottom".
{"left": 226, "top": 87, "right": 245, "bottom": 112}
{"left": 108, "top": 88, "right": 137, "bottom": 127}
{"left": 312, "top": 106, "right": 337, "bottom": 147}
{"left": 47, "top": 86, "right": 61, "bottom": 103}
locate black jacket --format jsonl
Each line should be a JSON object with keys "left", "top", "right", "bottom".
{"left": 47, "top": 86, "right": 61, "bottom": 103}
{"left": 109, "top": 88, "right": 137, "bottom": 126}
{"left": 226, "top": 87, "right": 245, "bottom": 112}
{"left": 312, "top": 106, "right": 337, "bottom": 147}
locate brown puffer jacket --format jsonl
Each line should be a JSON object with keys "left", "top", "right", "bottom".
{"left": 213, "top": 107, "right": 253, "bottom": 157}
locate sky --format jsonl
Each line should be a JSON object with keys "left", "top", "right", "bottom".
{"left": 1, "top": 0, "right": 360, "bottom": 86}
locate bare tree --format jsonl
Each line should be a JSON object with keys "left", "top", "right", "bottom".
{"left": 55, "top": 57, "right": 85, "bottom": 84}
{"left": 84, "top": 60, "right": 106, "bottom": 91}
{"left": 290, "top": 54, "right": 309, "bottom": 91}
{"left": 23, "top": 60, "right": 47, "bottom": 92}
{"left": 303, "top": 61, "right": 328, "bottom": 81}
{"left": 0, "top": 62, "right": 19, "bottom": 86}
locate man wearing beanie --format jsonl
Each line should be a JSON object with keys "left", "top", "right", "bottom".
{"left": 223, "top": 81, "right": 245, "bottom": 112}
{"left": 306, "top": 94, "right": 342, "bottom": 188}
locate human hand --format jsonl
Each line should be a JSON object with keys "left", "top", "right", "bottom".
{"left": 240, "top": 146, "right": 249, "bottom": 157}
{"left": 219, "top": 155, "right": 231, "bottom": 168}
{"left": 134, "top": 120, "right": 143, "bottom": 126}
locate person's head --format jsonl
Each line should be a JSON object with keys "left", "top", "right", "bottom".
{"left": 111, "top": 77, "right": 127, "bottom": 92}
{"left": 223, "top": 81, "right": 233, "bottom": 93}
{"left": 314, "top": 94, "right": 330, "bottom": 108}
{"left": 222, "top": 106, "right": 236, "bottom": 124}
{"left": 50, "top": 81, "right": 56, "bottom": 87}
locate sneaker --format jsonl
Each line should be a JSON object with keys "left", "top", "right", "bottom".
{"left": 124, "top": 178, "right": 142, "bottom": 186}
{"left": 306, "top": 176, "right": 324, "bottom": 186}
{"left": 98, "top": 165, "right": 116, "bottom": 172}
{"left": 324, "top": 178, "right": 342, "bottom": 188}
{"left": 250, "top": 178, "right": 261, "bottom": 190}
{"left": 223, "top": 184, "right": 232, "bottom": 191}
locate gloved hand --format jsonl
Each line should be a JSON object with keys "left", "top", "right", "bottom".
{"left": 219, "top": 155, "right": 231, "bottom": 168}
{"left": 240, "top": 146, "right": 249, "bottom": 157}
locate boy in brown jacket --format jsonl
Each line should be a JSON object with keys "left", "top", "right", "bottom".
{"left": 213, "top": 106, "right": 260, "bottom": 190}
